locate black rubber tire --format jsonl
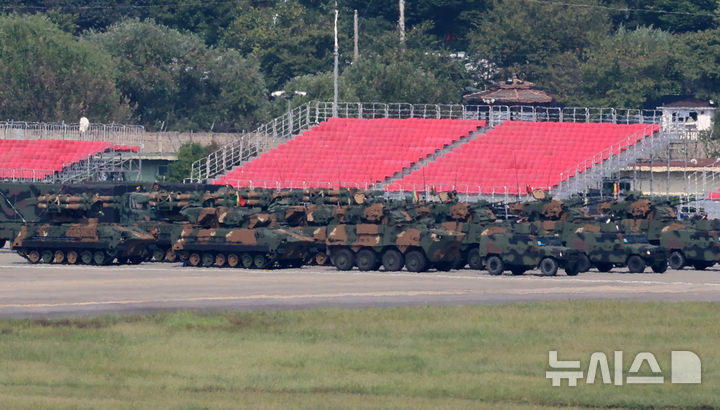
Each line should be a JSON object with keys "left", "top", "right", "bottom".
{"left": 241, "top": 253, "right": 254, "bottom": 269}
{"left": 215, "top": 253, "right": 227, "bottom": 267}
{"left": 27, "top": 250, "right": 41, "bottom": 264}
{"left": 595, "top": 262, "right": 613, "bottom": 272}
{"left": 202, "top": 252, "right": 215, "bottom": 267}
{"left": 404, "top": 250, "right": 428, "bottom": 273}
{"left": 668, "top": 251, "right": 685, "bottom": 270}
{"left": 41, "top": 250, "right": 54, "bottom": 264}
{"left": 693, "top": 261, "right": 712, "bottom": 271}
{"left": 253, "top": 254, "right": 269, "bottom": 269}
{"left": 539, "top": 257, "right": 559, "bottom": 276}
{"left": 332, "top": 248, "right": 355, "bottom": 271}
{"left": 53, "top": 250, "right": 65, "bottom": 264}
{"left": 626, "top": 255, "right": 646, "bottom": 273}
{"left": 356, "top": 249, "right": 378, "bottom": 271}
{"left": 468, "top": 249, "right": 484, "bottom": 270}
{"left": 66, "top": 250, "right": 79, "bottom": 264}
{"left": 652, "top": 260, "right": 667, "bottom": 273}
{"left": 0, "top": 239, "right": 5, "bottom": 249}
{"left": 227, "top": 253, "right": 240, "bottom": 268}
{"left": 577, "top": 253, "right": 591, "bottom": 273}
{"left": 565, "top": 265, "right": 580, "bottom": 276}
{"left": 152, "top": 248, "right": 166, "bottom": 262}
{"left": 80, "top": 250, "right": 93, "bottom": 265}
{"left": 188, "top": 252, "right": 202, "bottom": 267}
{"left": 128, "top": 256, "right": 144, "bottom": 265}
{"left": 382, "top": 249, "right": 404, "bottom": 271}
{"left": 486, "top": 255, "right": 504, "bottom": 275}
{"left": 93, "top": 250, "right": 110, "bottom": 265}
{"left": 510, "top": 267, "right": 526, "bottom": 275}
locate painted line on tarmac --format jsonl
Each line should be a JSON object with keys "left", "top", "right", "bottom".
{"left": 0, "top": 290, "right": 470, "bottom": 309}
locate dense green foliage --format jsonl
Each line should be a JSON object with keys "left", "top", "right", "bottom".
{"left": 1, "top": 0, "right": 720, "bottom": 130}
{"left": 166, "top": 142, "right": 213, "bottom": 182}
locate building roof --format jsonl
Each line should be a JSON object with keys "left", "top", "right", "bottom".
{"left": 660, "top": 98, "right": 715, "bottom": 109}
{"left": 463, "top": 74, "right": 552, "bottom": 105}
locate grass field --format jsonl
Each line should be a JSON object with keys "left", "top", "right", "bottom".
{"left": 0, "top": 301, "right": 717, "bottom": 409}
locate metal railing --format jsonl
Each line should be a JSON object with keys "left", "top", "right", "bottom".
{"left": 190, "top": 101, "right": 664, "bottom": 183}
{"left": 0, "top": 121, "right": 145, "bottom": 148}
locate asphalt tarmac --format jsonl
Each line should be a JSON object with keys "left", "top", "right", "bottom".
{"left": 1, "top": 248, "right": 719, "bottom": 318}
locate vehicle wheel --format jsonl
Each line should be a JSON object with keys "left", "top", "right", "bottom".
{"left": 41, "top": 250, "right": 54, "bottom": 264}
{"left": 539, "top": 257, "right": 559, "bottom": 276}
{"left": 165, "top": 249, "right": 177, "bottom": 262}
{"left": 485, "top": 255, "right": 504, "bottom": 275}
{"left": 188, "top": 252, "right": 201, "bottom": 267}
{"left": 66, "top": 250, "right": 78, "bottom": 264}
{"left": 215, "top": 253, "right": 226, "bottom": 267}
{"left": 241, "top": 253, "right": 254, "bottom": 268}
{"left": 152, "top": 248, "right": 166, "bottom": 262}
{"left": 668, "top": 251, "right": 685, "bottom": 270}
{"left": 27, "top": 250, "right": 41, "bottom": 264}
{"left": 227, "top": 253, "right": 239, "bottom": 268}
{"left": 356, "top": 249, "right": 378, "bottom": 271}
{"left": 510, "top": 267, "right": 526, "bottom": 275}
{"left": 404, "top": 250, "right": 428, "bottom": 272}
{"left": 53, "top": 250, "right": 65, "bottom": 264}
{"left": 253, "top": 254, "right": 269, "bottom": 269}
{"left": 452, "top": 252, "right": 467, "bottom": 269}
{"left": 287, "top": 259, "right": 304, "bottom": 268}
{"left": 93, "top": 250, "right": 112, "bottom": 265}
{"left": 332, "top": 248, "right": 355, "bottom": 271}
{"left": 468, "top": 249, "right": 484, "bottom": 270}
{"left": 202, "top": 253, "right": 215, "bottom": 267}
{"left": 693, "top": 261, "right": 712, "bottom": 270}
{"left": 626, "top": 255, "right": 646, "bottom": 273}
{"left": 652, "top": 260, "right": 667, "bottom": 273}
{"left": 577, "top": 253, "right": 591, "bottom": 273}
{"left": 595, "top": 262, "right": 613, "bottom": 272}
{"left": 80, "top": 250, "right": 93, "bottom": 265}
{"left": 315, "top": 252, "right": 328, "bottom": 265}
{"left": 0, "top": 239, "right": 5, "bottom": 249}
{"left": 381, "top": 249, "right": 404, "bottom": 271}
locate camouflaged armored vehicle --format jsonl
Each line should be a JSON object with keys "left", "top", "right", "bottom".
{"left": 475, "top": 223, "right": 582, "bottom": 276}
{"left": 323, "top": 196, "right": 464, "bottom": 272}
{"left": 610, "top": 198, "right": 720, "bottom": 270}
{"left": 5, "top": 186, "right": 155, "bottom": 265}
{"left": 171, "top": 197, "right": 318, "bottom": 268}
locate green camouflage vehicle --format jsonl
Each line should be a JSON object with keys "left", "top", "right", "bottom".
{"left": 476, "top": 224, "right": 582, "bottom": 276}
{"left": 12, "top": 218, "right": 155, "bottom": 265}
{"left": 326, "top": 222, "right": 463, "bottom": 272}
{"left": 171, "top": 203, "right": 317, "bottom": 269}
{"left": 612, "top": 198, "right": 720, "bottom": 270}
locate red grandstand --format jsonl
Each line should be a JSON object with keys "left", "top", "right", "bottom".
{"left": 213, "top": 117, "right": 660, "bottom": 196}
{"left": 0, "top": 139, "right": 139, "bottom": 180}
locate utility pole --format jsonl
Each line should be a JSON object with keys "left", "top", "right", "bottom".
{"left": 353, "top": 9, "right": 359, "bottom": 63}
{"left": 333, "top": 1, "right": 339, "bottom": 117}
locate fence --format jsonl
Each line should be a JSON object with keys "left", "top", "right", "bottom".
{"left": 0, "top": 121, "right": 145, "bottom": 148}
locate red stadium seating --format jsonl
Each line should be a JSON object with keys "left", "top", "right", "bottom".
{"left": 390, "top": 121, "right": 660, "bottom": 195}
{"left": 0, "top": 139, "right": 139, "bottom": 180}
{"left": 215, "top": 118, "right": 486, "bottom": 188}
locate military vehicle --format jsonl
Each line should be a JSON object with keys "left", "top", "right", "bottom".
{"left": 5, "top": 186, "right": 156, "bottom": 265}
{"left": 509, "top": 195, "right": 668, "bottom": 273}
{"left": 171, "top": 196, "right": 318, "bottom": 268}
{"left": 475, "top": 223, "right": 582, "bottom": 276}
{"left": 610, "top": 198, "right": 720, "bottom": 270}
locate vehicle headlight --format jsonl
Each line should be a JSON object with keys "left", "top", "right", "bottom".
{"left": 646, "top": 250, "right": 651, "bottom": 255}
{"left": 559, "top": 251, "right": 563, "bottom": 258}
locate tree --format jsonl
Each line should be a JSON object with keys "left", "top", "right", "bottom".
{"left": 166, "top": 142, "right": 210, "bottom": 182}
{"left": 675, "top": 28, "right": 720, "bottom": 100}
{"left": 468, "top": 0, "right": 610, "bottom": 83}
{"left": 0, "top": 14, "right": 129, "bottom": 122}
{"left": 578, "top": 27, "right": 682, "bottom": 108}
{"left": 220, "top": 1, "right": 341, "bottom": 91}
{"left": 86, "top": 19, "right": 270, "bottom": 132}
{"left": 610, "top": 0, "right": 717, "bottom": 33}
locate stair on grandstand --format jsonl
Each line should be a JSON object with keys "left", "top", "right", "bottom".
{"left": 213, "top": 118, "right": 486, "bottom": 189}
{"left": 387, "top": 121, "right": 664, "bottom": 196}
{"left": 0, "top": 139, "right": 138, "bottom": 182}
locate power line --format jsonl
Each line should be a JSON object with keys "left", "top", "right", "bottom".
{"left": 0, "top": 0, "right": 240, "bottom": 12}
{"left": 521, "top": 0, "right": 719, "bottom": 18}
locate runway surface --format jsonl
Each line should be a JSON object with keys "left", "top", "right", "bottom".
{"left": 1, "top": 248, "right": 719, "bottom": 318}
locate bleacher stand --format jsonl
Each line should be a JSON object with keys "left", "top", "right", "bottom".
{"left": 0, "top": 139, "right": 138, "bottom": 180}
